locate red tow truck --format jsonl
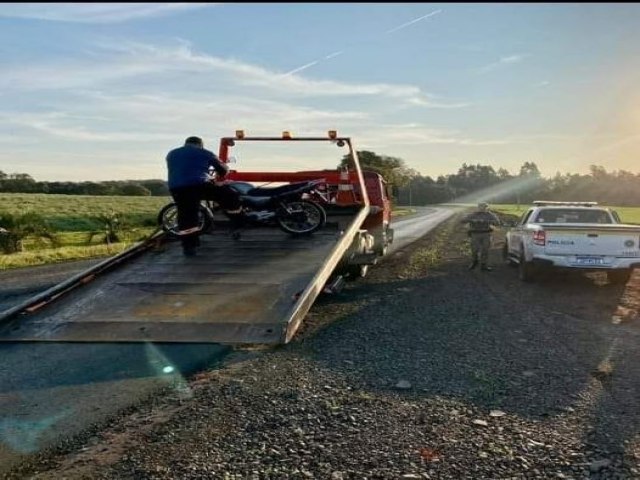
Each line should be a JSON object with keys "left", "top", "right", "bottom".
{"left": 0, "top": 131, "right": 394, "bottom": 345}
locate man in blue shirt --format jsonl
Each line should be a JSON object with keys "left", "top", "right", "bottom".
{"left": 166, "top": 136, "right": 242, "bottom": 256}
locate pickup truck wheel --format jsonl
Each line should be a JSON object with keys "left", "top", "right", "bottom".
{"left": 503, "top": 243, "right": 516, "bottom": 267}
{"left": 608, "top": 269, "right": 631, "bottom": 285}
{"left": 518, "top": 252, "right": 535, "bottom": 282}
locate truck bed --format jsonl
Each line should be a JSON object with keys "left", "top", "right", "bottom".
{"left": 0, "top": 212, "right": 363, "bottom": 344}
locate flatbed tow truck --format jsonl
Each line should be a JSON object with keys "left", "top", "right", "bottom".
{"left": 0, "top": 131, "right": 394, "bottom": 344}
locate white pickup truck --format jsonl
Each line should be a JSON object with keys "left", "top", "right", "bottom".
{"left": 504, "top": 201, "right": 640, "bottom": 283}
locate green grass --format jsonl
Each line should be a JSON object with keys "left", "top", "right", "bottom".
{"left": 0, "top": 193, "right": 170, "bottom": 231}
{"left": 0, "top": 193, "right": 168, "bottom": 269}
{"left": 492, "top": 204, "right": 640, "bottom": 224}
{"left": 0, "top": 243, "right": 133, "bottom": 269}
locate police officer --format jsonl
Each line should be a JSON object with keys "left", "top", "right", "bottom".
{"left": 166, "top": 136, "right": 242, "bottom": 256}
{"left": 461, "top": 202, "right": 501, "bottom": 271}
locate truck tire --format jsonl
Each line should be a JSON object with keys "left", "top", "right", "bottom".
{"left": 608, "top": 269, "right": 632, "bottom": 285}
{"left": 345, "top": 264, "right": 369, "bottom": 280}
{"left": 374, "top": 228, "right": 390, "bottom": 257}
{"left": 344, "top": 234, "right": 371, "bottom": 281}
{"left": 518, "top": 251, "right": 535, "bottom": 282}
{"left": 503, "top": 243, "right": 516, "bottom": 267}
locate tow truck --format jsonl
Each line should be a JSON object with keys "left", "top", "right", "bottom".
{"left": 0, "top": 131, "right": 394, "bottom": 344}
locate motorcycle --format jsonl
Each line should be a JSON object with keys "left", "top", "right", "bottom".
{"left": 158, "top": 178, "right": 328, "bottom": 237}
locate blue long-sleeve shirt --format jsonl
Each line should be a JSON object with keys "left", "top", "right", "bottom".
{"left": 166, "top": 145, "right": 228, "bottom": 190}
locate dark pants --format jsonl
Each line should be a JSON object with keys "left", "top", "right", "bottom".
{"left": 170, "top": 183, "right": 242, "bottom": 251}
{"left": 470, "top": 232, "right": 491, "bottom": 266}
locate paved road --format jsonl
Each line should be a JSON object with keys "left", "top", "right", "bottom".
{"left": 390, "top": 206, "right": 459, "bottom": 252}
{"left": 0, "top": 206, "right": 458, "bottom": 473}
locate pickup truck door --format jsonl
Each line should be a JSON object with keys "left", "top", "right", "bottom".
{"left": 509, "top": 209, "right": 533, "bottom": 254}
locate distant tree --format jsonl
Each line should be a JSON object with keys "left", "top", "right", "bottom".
{"left": 119, "top": 183, "right": 151, "bottom": 196}
{"left": 519, "top": 161, "right": 541, "bottom": 177}
{"left": 339, "top": 151, "right": 417, "bottom": 192}
{"left": 139, "top": 179, "right": 170, "bottom": 196}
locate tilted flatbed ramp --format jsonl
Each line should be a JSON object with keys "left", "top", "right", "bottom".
{"left": 0, "top": 209, "right": 366, "bottom": 344}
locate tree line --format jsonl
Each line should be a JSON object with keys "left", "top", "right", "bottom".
{"left": 342, "top": 152, "right": 640, "bottom": 206}
{"left": 0, "top": 171, "right": 169, "bottom": 196}
{"left": 4, "top": 152, "right": 640, "bottom": 206}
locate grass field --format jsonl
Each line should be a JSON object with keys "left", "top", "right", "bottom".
{"left": 491, "top": 204, "right": 640, "bottom": 224}
{"left": 0, "top": 193, "right": 170, "bottom": 231}
{"left": 0, "top": 193, "right": 169, "bottom": 269}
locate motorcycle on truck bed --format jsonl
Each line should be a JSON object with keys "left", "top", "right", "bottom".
{"left": 0, "top": 131, "right": 394, "bottom": 345}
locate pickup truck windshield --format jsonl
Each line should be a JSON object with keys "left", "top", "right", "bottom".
{"left": 534, "top": 209, "right": 613, "bottom": 224}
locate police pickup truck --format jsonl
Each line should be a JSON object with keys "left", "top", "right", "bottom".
{"left": 504, "top": 201, "right": 640, "bottom": 283}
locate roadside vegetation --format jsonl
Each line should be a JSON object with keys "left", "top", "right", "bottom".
{"left": 492, "top": 204, "right": 640, "bottom": 224}
{"left": 0, "top": 194, "right": 166, "bottom": 269}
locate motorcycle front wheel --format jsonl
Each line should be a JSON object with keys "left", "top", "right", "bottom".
{"left": 276, "top": 200, "right": 327, "bottom": 235}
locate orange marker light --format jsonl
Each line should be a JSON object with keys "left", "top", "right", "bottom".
{"left": 236, "top": 130, "right": 245, "bottom": 139}
{"left": 328, "top": 130, "right": 337, "bottom": 139}
{"left": 282, "top": 131, "right": 292, "bottom": 139}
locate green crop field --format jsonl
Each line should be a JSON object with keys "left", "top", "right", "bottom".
{"left": 0, "top": 193, "right": 171, "bottom": 231}
{"left": 0, "top": 193, "right": 170, "bottom": 269}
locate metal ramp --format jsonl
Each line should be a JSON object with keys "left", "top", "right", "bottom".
{"left": 0, "top": 212, "right": 364, "bottom": 344}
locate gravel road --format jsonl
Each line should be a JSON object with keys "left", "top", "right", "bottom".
{"left": 5, "top": 213, "right": 640, "bottom": 479}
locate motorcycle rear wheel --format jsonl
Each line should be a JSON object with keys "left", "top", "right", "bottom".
{"left": 158, "top": 203, "right": 212, "bottom": 238}
{"left": 276, "top": 200, "right": 326, "bottom": 235}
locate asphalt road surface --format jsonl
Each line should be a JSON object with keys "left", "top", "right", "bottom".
{"left": 0, "top": 207, "right": 457, "bottom": 473}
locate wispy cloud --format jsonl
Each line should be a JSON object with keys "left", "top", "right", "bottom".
{"left": 0, "top": 92, "right": 370, "bottom": 144}
{"left": 282, "top": 10, "right": 442, "bottom": 77}
{"left": 385, "top": 10, "right": 442, "bottom": 34}
{"left": 534, "top": 80, "right": 551, "bottom": 87}
{"left": 0, "top": 3, "right": 213, "bottom": 23}
{"left": 357, "top": 124, "right": 510, "bottom": 149}
{"left": 0, "top": 40, "right": 458, "bottom": 108}
{"left": 477, "top": 54, "right": 528, "bottom": 74}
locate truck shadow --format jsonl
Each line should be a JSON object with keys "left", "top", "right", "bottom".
{"left": 0, "top": 342, "right": 230, "bottom": 393}
{"left": 307, "top": 247, "right": 640, "bottom": 462}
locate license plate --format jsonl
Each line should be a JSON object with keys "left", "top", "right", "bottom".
{"left": 574, "top": 256, "right": 605, "bottom": 266}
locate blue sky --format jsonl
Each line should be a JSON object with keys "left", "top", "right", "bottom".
{"left": 1, "top": 3, "right": 639, "bottom": 181}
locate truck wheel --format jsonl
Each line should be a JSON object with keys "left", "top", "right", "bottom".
{"left": 518, "top": 251, "right": 535, "bottom": 282}
{"left": 374, "top": 230, "right": 389, "bottom": 257}
{"left": 608, "top": 269, "right": 631, "bottom": 285}
{"left": 344, "top": 235, "right": 371, "bottom": 281}
{"left": 503, "top": 243, "right": 516, "bottom": 267}
{"left": 345, "top": 264, "right": 369, "bottom": 280}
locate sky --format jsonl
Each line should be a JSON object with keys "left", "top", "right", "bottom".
{"left": 1, "top": 2, "right": 639, "bottom": 181}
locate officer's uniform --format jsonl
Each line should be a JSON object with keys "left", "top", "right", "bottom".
{"left": 462, "top": 209, "right": 501, "bottom": 270}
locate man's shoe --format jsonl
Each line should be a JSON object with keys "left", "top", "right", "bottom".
{"left": 480, "top": 265, "right": 493, "bottom": 272}
{"left": 468, "top": 261, "right": 478, "bottom": 270}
